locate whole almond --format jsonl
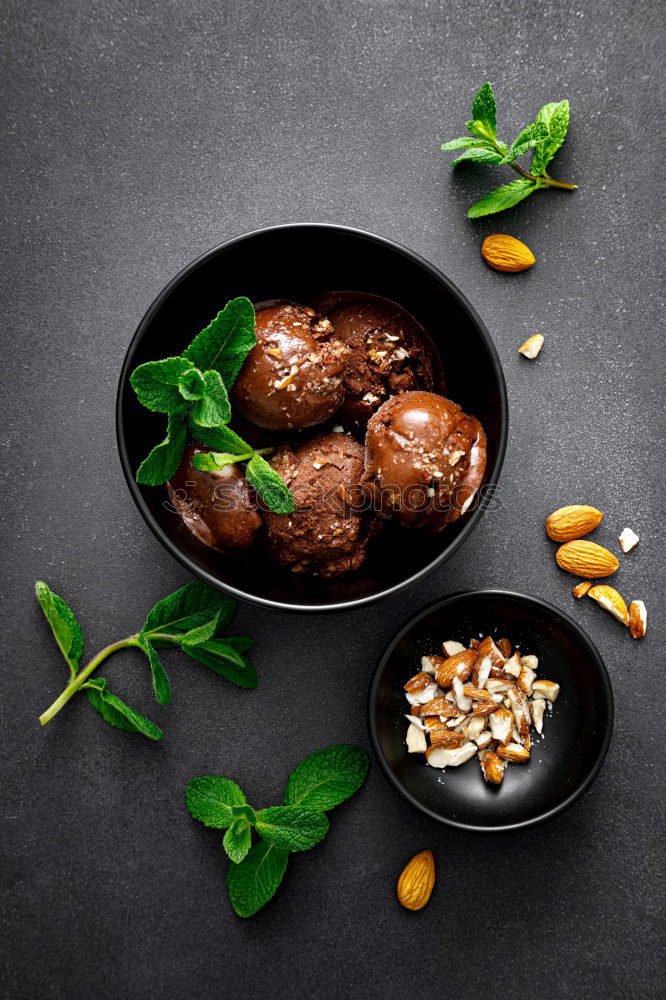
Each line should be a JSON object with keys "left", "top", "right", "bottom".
{"left": 546, "top": 504, "right": 603, "bottom": 542}
{"left": 397, "top": 850, "right": 436, "bottom": 911}
{"left": 556, "top": 540, "right": 619, "bottom": 578}
{"left": 482, "top": 234, "right": 535, "bottom": 273}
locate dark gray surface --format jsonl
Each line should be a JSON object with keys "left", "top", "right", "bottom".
{"left": 1, "top": 1, "right": 664, "bottom": 997}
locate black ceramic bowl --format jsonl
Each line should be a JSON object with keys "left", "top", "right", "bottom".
{"left": 368, "top": 590, "right": 613, "bottom": 831}
{"left": 117, "top": 224, "right": 507, "bottom": 612}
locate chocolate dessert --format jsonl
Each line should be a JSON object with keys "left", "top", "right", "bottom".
{"left": 363, "top": 391, "right": 487, "bottom": 532}
{"left": 232, "top": 303, "right": 350, "bottom": 431}
{"left": 263, "top": 431, "right": 375, "bottom": 576}
{"left": 167, "top": 442, "right": 262, "bottom": 551}
{"left": 319, "top": 293, "right": 435, "bottom": 429}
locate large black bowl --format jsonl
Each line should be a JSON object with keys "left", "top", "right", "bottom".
{"left": 368, "top": 590, "right": 613, "bottom": 831}
{"left": 117, "top": 224, "right": 507, "bottom": 612}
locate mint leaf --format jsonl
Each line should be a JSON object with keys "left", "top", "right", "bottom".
{"left": 35, "top": 581, "right": 83, "bottom": 681}
{"left": 465, "top": 119, "right": 495, "bottom": 142}
{"left": 84, "top": 677, "right": 163, "bottom": 740}
{"left": 231, "top": 804, "right": 256, "bottom": 824}
{"left": 191, "top": 451, "right": 251, "bottom": 472}
{"left": 467, "top": 177, "right": 539, "bottom": 218}
{"left": 255, "top": 807, "right": 329, "bottom": 852}
{"left": 183, "top": 298, "right": 256, "bottom": 384}
{"left": 130, "top": 358, "right": 194, "bottom": 414}
{"left": 284, "top": 745, "right": 369, "bottom": 811}
{"left": 223, "top": 820, "right": 252, "bottom": 864}
{"left": 188, "top": 421, "right": 251, "bottom": 454}
{"left": 504, "top": 121, "right": 549, "bottom": 163}
{"left": 181, "top": 638, "right": 257, "bottom": 689}
{"left": 245, "top": 454, "right": 294, "bottom": 514}
{"left": 137, "top": 634, "right": 171, "bottom": 705}
{"left": 226, "top": 841, "right": 289, "bottom": 918}
{"left": 190, "top": 370, "right": 231, "bottom": 428}
{"left": 136, "top": 413, "right": 188, "bottom": 485}
{"left": 471, "top": 82, "right": 496, "bottom": 137}
{"left": 142, "top": 580, "right": 236, "bottom": 640}
{"left": 440, "top": 137, "right": 492, "bottom": 151}
{"left": 177, "top": 612, "right": 220, "bottom": 646}
{"left": 178, "top": 368, "right": 206, "bottom": 401}
{"left": 451, "top": 148, "right": 503, "bottom": 167}
{"left": 185, "top": 775, "right": 247, "bottom": 828}
{"left": 531, "top": 100, "right": 570, "bottom": 175}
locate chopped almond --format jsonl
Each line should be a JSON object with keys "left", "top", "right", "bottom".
{"left": 572, "top": 581, "right": 592, "bottom": 599}
{"left": 497, "top": 638, "right": 512, "bottom": 658}
{"left": 429, "top": 727, "right": 466, "bottom": 750}
{"left": 517, "top": 665, "right": 536, "bottom": 696}
{"left": 480, "top": 750, "right": 505, "bottom": 785}
{"left": 475, "top": 730, "right": 493, "bottom": 749}
{"left": 619, "top": 527, "right": 639, "bottom": 553}
{"left": 471, "top": 699, "right": 497, "bottom": 716}
{"left": 489, "top": 706, "right": 513, "bottom": 744}
{"left": 442, "top": 640, "right": 466, "bottom": 656}
{"left": 497, "top": 742, "right": 530, "bottom": 763}
{"left": 629, "top": 600, "right": 647, "bottom": 639}
{"left": 434, "top": 649, "right": 476, "bottom": 688}
{"left": 504, "top": 652, "right": 522, "bottom": 677}
{"left": 452, "top": 675, "right": 472, "bottom": 712}
{"left": 405, "top": 718, "right": 427, "bottom": 753}
{"left": 530, "top": 699, "right": 546, "bottom": 734}
{"left": 419, "top": 697, "right": 460, "bottom": 719}
{"left": 531, "top": 679, "right": 560, "bottom": 702}
{"left": 425, "top": 743, "right": 477, "bottom": 769}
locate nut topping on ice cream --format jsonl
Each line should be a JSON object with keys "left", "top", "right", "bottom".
{"left": 232, "top": 303, "right": 350, "bottom": 431}
{"left": 363, "top": 391, "right": 487, "bottom": 532}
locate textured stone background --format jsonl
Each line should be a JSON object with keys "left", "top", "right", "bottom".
{"left": 1, "top": 1, "right": 664, "bottom": 997}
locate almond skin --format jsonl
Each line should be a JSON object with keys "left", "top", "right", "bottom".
{"left": 482, "top": 234, "right": 535, "bottom": 273}
{"left": 546, "top": 504, "right": 603, "bottom": 542}
{"left": 555, "top": 540, "right": 619, "bottom": 578}
{"left": 397, "top": 850, "right": 436, "bottom": 911}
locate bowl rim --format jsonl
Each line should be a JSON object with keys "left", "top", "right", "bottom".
{"left": 367, "top": 588, "right": 614, "bottom": 832}
{"left": 116, "top": 222, "right": 509, "bottom": 613}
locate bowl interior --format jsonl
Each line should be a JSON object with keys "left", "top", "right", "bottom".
{"left": 118, "top": 225, "right": 507, "bottom": 610}
{"left": 369, "top": 591, "right": 613, "bottom": 831}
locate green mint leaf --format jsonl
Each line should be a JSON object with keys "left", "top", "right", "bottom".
{"left": 190, "top": 370, "right": 231, "bottom": 428}
{"left": 191, "top": 451, "right": 251, "bottom": 473}
{"left": 531, "top": 100, "right": 570, "bottom": 175}
{"left": 222, "top": 635, "right": 253, "bottom": 655}
{"left": 440, "top": 137, "right": 492, "bottom": 151}
{"left": 467, "top": 177, "right": 539, "bottom": 218}
{"left": 180, "top": 638, "right": 258, "bottom": 689}
{"left": 245, "top": 454, "right": 294, "bottom": 514}
{"left": 185, "top": 775, "right": 247, "bottom": 828}
{"left": 225, "top": 841, "right": 289, "bottom": 918}
{"left": 84, "top": 677, "right": 163, "bottom": 740}
{"left": 142, "top": 580, "right": 236, "bottom": 640}
{"left": 231, "top": 804, "right": 256, "bottom": 823}
{"left": 187, "top": 421, "right": 251, "bottom": 455}
{"left": 177, "top": 611, "right": 220, "bottom": 646}
{"left": 35, "top": 581, "right": 84, "bottom": 681}
{"left": 223, "top": 820, "right": 252, "bottom": 864}
{"left": 130, "top": 358, "right": 194, "bottom": 414}
{"left": 178, "top": 368, "right": 206, "bottom": 401}
{"left": 254, "top": 807, "right": 329, "bottom": 853}
{"left": 451, "top": 147, "right": 503, "bottom": 167}
{"left": 283, "top": 745, "right": 369, "bottom": 811}
{"left": 465, "top": 119, "right": 495, "bottom": 142}
{"left": 471, "top": 82, "right": 496, "bottom": 137}
{"left": 136, "top": 634, "right": 171, "bottom": 705}
{"left": 503, "top": 121, "right": 549, "bottom": 163}
{"left": 136, "top": 413, "right": 189, "bottom": 485}
{"left": 183, "top": 298, "right": 256, "bottom": 385}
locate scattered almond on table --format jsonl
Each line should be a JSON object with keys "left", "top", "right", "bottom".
{"left": 404, "top": 636, "right": 560, "bottom": 787}
{"left": 397, "top": 850, "right": 435, "bottom": 911}
{"left": 518, "top": 333, "right": 545, "bottom": 359}
{"left": 482, "top": 233, "right": 535, "bottom": 273}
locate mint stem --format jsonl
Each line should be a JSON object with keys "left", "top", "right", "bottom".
{"left": 39, "top": 635, "right": 141, "bottom": 726}
{"left": 492, "top": 141, "right": 577, "bottom": 190}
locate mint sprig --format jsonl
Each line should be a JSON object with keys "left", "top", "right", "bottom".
{"left": 130, "top": 297, "right": 295, "bottom": 514}
{"left": 441, "top": 82, "right": 576, "bottom": 217}
{"left": 185, "top": 744, "right": 369, "bottom": 917}
{"left": 37, "top": 579, "right": 257, "bottom": 737}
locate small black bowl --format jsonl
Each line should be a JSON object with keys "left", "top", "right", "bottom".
{"left": 116, "top": 224, "right": 508, "bottom": 612}
{"left": 368, "top": 590, "right": 613, "bottom": 832}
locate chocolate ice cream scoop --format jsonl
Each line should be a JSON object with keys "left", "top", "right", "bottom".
{"left": 318, "top": 293, "right": 436, "bottom": 429}
{"left": 263, "top": 431, "right": 377, "bottom": 577}
{"left": 232, "top": 303, "right": 350, "bottom": 431}
{"left": 167, "top": 441, "right": 262, "bottom": 551}
{"left": 363, "top": 391, "right": 486, "bottom": 532}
